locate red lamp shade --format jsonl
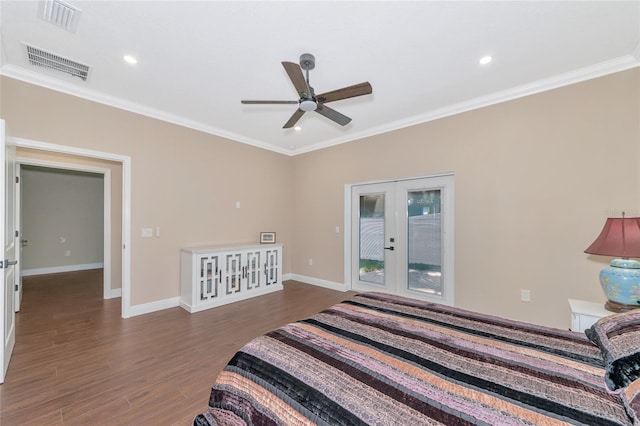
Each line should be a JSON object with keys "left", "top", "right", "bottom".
{"left": 584, "top": 217, "right": 640, "bottom": 258}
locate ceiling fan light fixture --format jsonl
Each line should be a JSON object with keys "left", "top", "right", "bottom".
{"left": 299, "top": 99, "right": 317, "bottom": 112}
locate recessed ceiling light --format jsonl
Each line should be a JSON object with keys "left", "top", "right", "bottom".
{"left": 294, "top": 126, "right": 302, "bottom": 131}
{"left": 479, "top": 55, "right": 492, "bottom": 65}
{"left": 123, "top": 55, "right": 137, "bottom": 65}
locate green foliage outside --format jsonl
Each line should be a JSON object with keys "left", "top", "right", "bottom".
{"left": 360, "top": 259, "right": 383, "bottom": 273}
{"left": 408, "top": 263, "right": 440, "bottom": 272}
{"left": 360, "top": 259, "right": 440, "bottom": 273}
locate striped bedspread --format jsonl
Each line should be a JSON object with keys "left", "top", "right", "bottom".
{"left": 194, "top": 292, "right": 632, "bottom": 425}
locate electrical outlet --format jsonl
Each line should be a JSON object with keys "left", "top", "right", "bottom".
{"left": 520, "top": 289, "right": 531, "bottom": 302}
{"left": 141, "top": 228, "right": 153, "bottom": 238}
{"left": 64, "top": 250, "right": 71, "bottom": 257}
{"left": 308, "top": 258, "right": 313, "bottom": 266}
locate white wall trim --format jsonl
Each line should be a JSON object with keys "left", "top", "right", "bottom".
{"left": 343, "top": 185, "right": 352, "bottom": 291}
{"left": 291, "top": 55, "right": 640, "bottom": 156}
{"left": 110, "top": 288, "right": 122, "bottom": 299}
{"left": 9, "top": 137, "right": 132, "bottom": 318}
{"left": 127, "top": 297, "right": 180, "bottom": 317}
{"left": 3, "top": 55, "right": 638, "bottom": 158}
{"left": 286, "top": 273, "right": 349, "bottom": 292}
{"left": 22, "top": 262, "right": 104, "bottom": 277}
{"left": 1, "top": 65, "right": 292, "bottom": 156}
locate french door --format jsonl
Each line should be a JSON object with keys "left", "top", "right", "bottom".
{"left": 350, "top": 175, "right": 454, "bottom": 305}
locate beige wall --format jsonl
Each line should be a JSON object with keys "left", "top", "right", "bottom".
{"left": 1, "top": 68, "right": 638, "bottom": 328}
{"left": 16, "top": 147, "right": 123, "bottom": 291}
{"left": 1, "top": 76, "right": 294, "bottom": 305}
{"left": 292, "top": 68, "right": 640, "bottom": 328}
{"left": 21, "top": 166, "right": 104, "bottom": 271}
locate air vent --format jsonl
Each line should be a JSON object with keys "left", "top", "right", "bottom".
{"left": 26, "top": 45, "right": 89, "bottom": 81}
{"left": 39, "top": 0, "right": 82, "bottom": 32}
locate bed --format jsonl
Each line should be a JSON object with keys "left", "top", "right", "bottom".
{"left": 194, "top": 292, "right": 640, "bottom": 425}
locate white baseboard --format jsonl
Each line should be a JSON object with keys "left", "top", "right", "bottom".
{"left": 123, "top": 275, "right": 346, "bottom": 318}
{"left": 22, "top": 263, "right": 104, "bottom": 277}
{"left": 286, "top": 274, "right": 350, "bottom": 292}
{"left": 125, "top": 296, "right": 180, "bottom": 318}
{"left": 108, "top": 288, "right": 122, "bottom": 299}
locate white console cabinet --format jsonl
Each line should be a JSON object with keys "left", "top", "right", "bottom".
{"left": 180, "top": 243, "right": 282, "bottom": 313}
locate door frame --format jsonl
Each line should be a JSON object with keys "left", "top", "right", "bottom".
{"left": 8, "top": 137, "right": 132, "bottom": 318}
{"left": 17, "top": 159, "right": 113, "bottom": 300}
{"left": 344, "top": 173, "right": 455, "bottom": 304}
{"left": 14, "top": 164, "right": 21, "bottom": 311}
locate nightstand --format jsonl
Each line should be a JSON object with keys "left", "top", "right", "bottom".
{"left": 568, "top": 299, "right": 611, "bottom": 332}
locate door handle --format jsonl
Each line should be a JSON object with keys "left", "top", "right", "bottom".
{"left": 1, "top": 259, "right": 18, "bottom": 268}
{"left": 384, "top": 246, "right": 394, "bottom": 251}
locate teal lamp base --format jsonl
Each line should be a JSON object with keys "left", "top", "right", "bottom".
{"left": 599, "top": 258, "right": 640, "bottom": 312}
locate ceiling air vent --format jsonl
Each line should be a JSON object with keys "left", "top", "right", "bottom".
{"left": 38, "top": 0, "right": 82, "bottom": 32}
{"left": 26, "top": 45, "right": 89, "bottom": 81}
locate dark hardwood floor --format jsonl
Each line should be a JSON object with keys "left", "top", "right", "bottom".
{"left": 0, "top": 269, "right": 357, "bottom": 425}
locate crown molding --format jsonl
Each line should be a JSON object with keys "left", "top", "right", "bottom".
{"left": 0, "top": 65, "right": 292, "bottom": 156}
{"left": 290, "top": 54, "right": 640, "bottom": 155}
{"left": 3, "top": 53, "right": 639, "bottom": 157}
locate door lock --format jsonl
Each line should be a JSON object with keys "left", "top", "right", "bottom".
{"left": 384, "top": 246, "right": 395, "bottom": 251}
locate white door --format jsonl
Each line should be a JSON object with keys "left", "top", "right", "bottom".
{"left": 15, "top": 164, "right": 22, "bottom": 311}
{"left": 1, "top": 119, "right": 17, "bottom": 383}
{"left": 351, "top": 175, "right": 454, "bottom": 305}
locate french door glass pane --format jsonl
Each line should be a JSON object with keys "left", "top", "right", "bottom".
{"left": 407, "top": 189, "right": 441, "bottom": 294}
{"left": 359, "top": 194, "right": 385, "bottom": 285}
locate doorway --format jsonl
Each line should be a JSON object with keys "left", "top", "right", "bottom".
{"left": 348, "top": 174, "right": 455, "bottom": 305}
{"left": 9, "top": 137, "right": 131, "bottom": 317}
{"left": 18, "top": 165, "right": 107, "bottom": 310}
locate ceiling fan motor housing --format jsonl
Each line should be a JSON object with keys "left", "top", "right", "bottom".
{"left": 300, "top": 53, "right": 315, "bottom": 70}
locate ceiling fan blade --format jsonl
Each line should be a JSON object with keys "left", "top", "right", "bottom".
{"left": 316, "top": 82, "right": 372, "bottom": 103}
{"left": 241, "top": 100, "right": 298, "bottom": 104}
{"left": 282, "top": 62, "right": 311, "bottom": 98}
{"left": 283, "top": 109, "right": 305, "bottom": 129}
{"left": 315, "top": 104, "right": 352, "bottom": 126}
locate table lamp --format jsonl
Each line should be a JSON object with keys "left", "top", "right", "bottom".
{"left": 584, "top": 213, "right": 640, "bottom": 312}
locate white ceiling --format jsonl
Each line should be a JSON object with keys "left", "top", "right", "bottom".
{"left": 1, "top": 1, "right": 639, "bottom": 156}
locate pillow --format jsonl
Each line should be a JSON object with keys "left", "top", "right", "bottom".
{"left": 621, "top": 377, "right": 640, "bottom": 425}
{"left": 585, "top": 309, "right": 640, "bottom": 390}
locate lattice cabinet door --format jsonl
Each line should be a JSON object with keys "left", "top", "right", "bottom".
{"left": 225, "top": 252, "right": 243, "bottom": 294}
{"left": 264, "top": 248, "right": 280, "bottom": 286}
{"left": 245, "top": 250, "right": 262, "bottom": 289}
{"left": 199, "top": 254, "right": 221, "bottom": 301}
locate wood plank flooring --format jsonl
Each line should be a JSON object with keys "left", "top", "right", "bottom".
{"left": 0, "top": 269, "right": 357, "bottom": 425}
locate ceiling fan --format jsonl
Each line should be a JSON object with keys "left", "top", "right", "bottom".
{"left": 241, "top": 53, "right": 373, "bottom": 129}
